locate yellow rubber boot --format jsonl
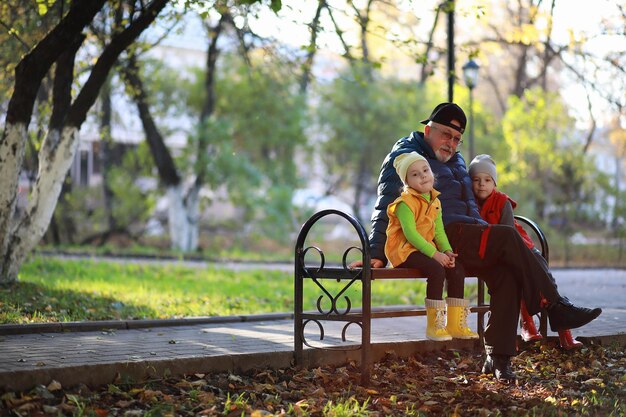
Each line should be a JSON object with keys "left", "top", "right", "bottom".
{"left": 446, "top": 297, "right": 479, "bottom": 339}
{"left": 425, "top": 298, "right": 452, "bottom": 341}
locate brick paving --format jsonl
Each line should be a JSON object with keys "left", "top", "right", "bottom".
{"left": 0, "top": 268, "right": 624, "bottom": 392}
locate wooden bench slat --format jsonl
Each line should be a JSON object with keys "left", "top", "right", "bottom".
{"left": 303, "top": 267, "right": 482, "bottom": 280}
{"left": 372, "top": 268, "right": 420, "bottom": 278}
{"left": 372, "top": 267, "right": 483, "bottom": 279}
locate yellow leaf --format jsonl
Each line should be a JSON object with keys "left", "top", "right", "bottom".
{"left": 47, "top": 380, "right": 62, "bottom": 391}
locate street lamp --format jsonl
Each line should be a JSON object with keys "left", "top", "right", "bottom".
{"left": 462, "top": 59, "right": 480, "bottom": 160}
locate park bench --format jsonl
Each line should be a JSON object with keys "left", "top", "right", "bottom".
{"left": 294, "top": 209, "right": 548, "bottom": 384}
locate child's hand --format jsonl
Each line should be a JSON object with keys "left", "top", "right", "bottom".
{"left": 444, "top": 250, "right": 457, "bottom": 268}
{"left": 348, "top": 258, "right": 384, "bottom": 269}
{"left": 432, "top": 251, "right": 451, "bottom": 268}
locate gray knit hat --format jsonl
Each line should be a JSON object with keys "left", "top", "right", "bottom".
{"left": 468, "top": 154, "right": 497, "bottom": 184}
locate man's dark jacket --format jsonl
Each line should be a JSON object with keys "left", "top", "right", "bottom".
{"left": 369, "top": 131, "right": 487, "bottom": 264}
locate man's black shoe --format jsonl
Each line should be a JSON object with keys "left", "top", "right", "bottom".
{"left": 548, "top": 299, "right": 602, "bottom": 332}
{"left": 482, "top": 354, "right": 516, "bottom": 382}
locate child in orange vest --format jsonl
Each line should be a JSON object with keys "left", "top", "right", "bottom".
{"left": 468, "top": 154, "right": 582, "bottom": 350}
{"left": 385, "top": 152, "right": 478, "bottom": 341}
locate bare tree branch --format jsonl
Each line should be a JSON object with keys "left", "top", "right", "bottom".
{"left": 299, "top": 0, "right": 325, "bottom": 94}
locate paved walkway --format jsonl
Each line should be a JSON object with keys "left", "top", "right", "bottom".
{"left": 1, "top": 268, "right": 625, "bottom": 392}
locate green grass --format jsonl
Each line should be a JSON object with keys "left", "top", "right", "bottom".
{"left": 0, "top": 257, "right": 478, "bottom": 324}
{"left": 36, "top": 236, "right": 294, "bottom": 263}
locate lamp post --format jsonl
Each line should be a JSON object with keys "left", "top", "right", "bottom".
{"left": 462, "top": 59, "right": 479, "bottom": 160}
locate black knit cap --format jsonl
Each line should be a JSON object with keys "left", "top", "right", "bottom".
{"left": 420, "top": 102, "right": 467, "bottom": 134}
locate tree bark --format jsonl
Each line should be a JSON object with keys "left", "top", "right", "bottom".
{"left": 100, "top": 77, "right": 119, "bottom": 234}
{"left": 299, "top": 0, "right": 325, "bottom": 94}
{"left": 122, "top": 55, "right": 181, "bottom": 186}
{"left": 122, "top": 53, "right": 203, "bottom": 252}
{"left": 201, "top": 13, "right": 227, "bottom": 122}
{"left": 0, "top": 0, "right": 168, "bottom": 283}
{"left": 167, "top": 184, "right": 200, "bottom": 252}
{"left": 419, "top": 4, "right": 442, "bottom": 85}
{"left": 0, "top": 0, "right": 106, "bottom": 267}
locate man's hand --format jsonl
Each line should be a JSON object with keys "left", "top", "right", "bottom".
{"left": 348, "top": 258, "right": 384, "bottom": 269}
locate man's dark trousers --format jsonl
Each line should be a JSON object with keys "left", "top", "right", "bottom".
{"left": 480, "top": 266, "right": 521, "bottom": 356}
{"left": 445, "top": 223, "right": 561, "bottom": 356}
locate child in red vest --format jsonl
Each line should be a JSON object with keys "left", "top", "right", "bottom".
{"left": 468, "top": 154, "right": 582, "bottom": 350}
{"left": 385, "top": 152, "right": 478, "bottom": 341}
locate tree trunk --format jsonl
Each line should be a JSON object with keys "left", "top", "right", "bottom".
{"left": 167, "top": 184, "right": 200, "bottom": 252}
{"left": 122, "top": 53, "right": 204, "bottom": 252}
{"left": 0, "top": 123, "right": 28, "bottom": 265}
{"left": 1, "top": 126, "right": 80, "bottom": 282}
{"left": 0, "top": 0, "right": 167, "bottom": 284}
{"left": 100, "top": 77, "right": 118, "bottom": 233}
{"left": 201, "top": 13, "right": 226, "bottom": 122}
{"left": 299, "top": 0, "right": 325, "bottom": 94}
{"left": 419, "top": 4, "right": 441, "bottom": 85}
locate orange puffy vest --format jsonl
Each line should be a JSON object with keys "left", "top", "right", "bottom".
{"left": 385, "top": 188, "right": 442, "bottom": 267}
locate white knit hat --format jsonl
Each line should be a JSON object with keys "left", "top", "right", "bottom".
{"left": 468, "top": 154, "right": 497, "bottom": 184}
{"left": 394, "top": 152, "right": 428, "bottom": 185}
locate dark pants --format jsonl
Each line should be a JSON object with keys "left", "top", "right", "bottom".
{"left": 397, "top": 251, "right": 465, "bottom": 300}
{"left": 532, "top": 247, "right": 559, "bottom": 290}
{"left": 445, "top": 223, "right": 562, "bottom": 357}
{"left": 481, "top": 266, "right": 521, "bottom": 356}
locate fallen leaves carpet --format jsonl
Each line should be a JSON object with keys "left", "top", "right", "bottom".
{"left": 2, "top": 341, "right": 625, "bottom": 416}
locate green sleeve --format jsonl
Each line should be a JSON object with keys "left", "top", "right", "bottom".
{"left": 396, "top": 202, "right": 437, "bottom": 258}
{"left": 433, "top": 210, "right": 453, "bottom": 253}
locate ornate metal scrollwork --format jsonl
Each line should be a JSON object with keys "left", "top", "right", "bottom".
{"left": 294, "top": 209, "right": 371, "bottom": 355}
{"left": 341, "top": 321, "right": 362, "bottom": 342}
{"left": 301, "top": 318, "right": 362, "bottom": 351}
{"left": 301, "top": 246, "right": 325, "bottom": 272}
{"left": 301, "top": 319, "right": 324, "bottom": 348}
{"left": 342, "top": 245, "right": 363, "bottom": 270}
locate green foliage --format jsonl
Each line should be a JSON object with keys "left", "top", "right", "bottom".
{"left": 216, "top": 55, "right": 308, "bottom": 186}
{"left": 50, "top": 143, "right": 155, "bottom": 243}
{"left": 183, "top": 116, "right": 262, "bottom": 189}
{"left": 139, "top": 50, "right": 308, "bottom": 243}
{"left": 315, "top": 66, "right": 436, "bottom": 206}
{"left": 222, "top": 393, "right": 250, "bottom": 415}
{"left": 500, "top": 89, "right": 598, "bottom": 220}
{"left": 135, "top": 57, "right": 192, "bottom": 125}
{"left": 108, "top": 168, "right": 155, "bottom": 228}
{"left": 35, "top": 0, "right": 55, "bottom": 16}
{"left": 104, "top": 143, "right": 156, "bottom": 227}
{"left": 194, "top": 55, "right": 308, "bottom": 241}
{"left": 0, "top": 0, "right": 68, "bottom": 103}
{"left": 235, "top": 0, "right": 282, "bottom": 13}
{"left": 250, "top": 183, "right": 300, "bottom": 243}
{"left": 323, "top": 397, "right": 370, "bottom": 416}
{"left": 497, "top": 88, "right": 612, "bottom": 264}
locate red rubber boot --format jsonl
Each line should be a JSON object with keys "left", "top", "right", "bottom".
{"left": 520, "top": 301, "right": 543, "bottom": 342}
{"left": 558, "top": 329, "right": 583, "bottom": 350}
